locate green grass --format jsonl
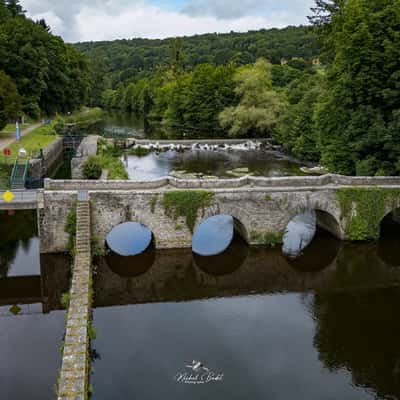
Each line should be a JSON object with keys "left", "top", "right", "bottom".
{"left": 0, "top": 123, "right": 58, "bottom": 163}
{"left": 0, "top": 122, "right": 34, "bottom": 136}
{"left": 9, "top": 124, "right": 57, "bottom": 155}
{"left": 92, "top": 142, "right": 128, "bottom": 180}
{"left": 100, "top": 153, "right": 128, "bottom": 179}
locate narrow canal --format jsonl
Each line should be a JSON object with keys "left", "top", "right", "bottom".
{"left": 2, "top": 208, "right": 400, "bottom": 399}
{"left": 0, "top": 211, "right": 70, "bottom": 400}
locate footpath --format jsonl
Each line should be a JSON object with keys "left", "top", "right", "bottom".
{"left": 0, "top": 123, "right": 43, "bottom": 151}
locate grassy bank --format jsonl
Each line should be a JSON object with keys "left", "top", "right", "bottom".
{"left": 0, "top": 123, "right": 58, "bottom": 164}
{"left": 8, "top": 124, "right": 57, "bottom": 155}
{"left": 83, "top": 140, "right": 128, "bottom": 180}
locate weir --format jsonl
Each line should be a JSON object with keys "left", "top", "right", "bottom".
{"left": 57, "top": 192, "right": 92, "bottom": 400}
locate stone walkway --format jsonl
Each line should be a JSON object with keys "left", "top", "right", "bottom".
{"left": 0, "top": 122, "right": 43, "bottom": 150}
{"left": 58, "top": 196, "right": 92, "bottom": 400}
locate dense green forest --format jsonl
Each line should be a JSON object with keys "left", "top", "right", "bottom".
{"left": 1, "top": 0, "right": 399, "bottom": 176}
{"left": 0, "top": 0, "right": 90, "bottom": 129}
{"left": 84, "top": 0, "right": 400, "bottom": 176}
{"left": 76, "top": 26, "right": 319, "bottom": 88}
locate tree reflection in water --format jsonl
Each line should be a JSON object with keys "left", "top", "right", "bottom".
{"left": 0, "top": 211, "right": 37, "bottom": 278}
{"left": 312, "top": 243, "right": 400, "bottom": 399}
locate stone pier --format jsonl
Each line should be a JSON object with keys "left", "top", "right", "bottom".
{"left": 58, "top": 193, "right": 92, "bottom": 400}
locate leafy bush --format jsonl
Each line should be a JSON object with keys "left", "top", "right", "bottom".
{"left": 83, "top": 156, "right": 103, "bottom": 179}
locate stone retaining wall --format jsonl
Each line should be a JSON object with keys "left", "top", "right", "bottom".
{"left": 29, "top": 137, "right": 64, "bottom": 179}
{"left": 44, "top": 174, "right": 400, "bottom": 191}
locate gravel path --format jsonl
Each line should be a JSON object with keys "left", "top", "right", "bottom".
{"left": 0, "top": 122, "right": 43, "bottom": 151}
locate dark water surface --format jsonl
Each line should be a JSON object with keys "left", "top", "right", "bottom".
{"left": 4, "top": 209, "right": 400, "bottom": 399}
{"left": 91, "top": 234, "right": 400, "bottom": 400}
{"left": 0, "top": 211, "right": 69, "bottom": 400}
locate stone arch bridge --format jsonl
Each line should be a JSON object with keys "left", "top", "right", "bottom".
{"left": 2, "top": 174, "right": 398, "bottom": 253}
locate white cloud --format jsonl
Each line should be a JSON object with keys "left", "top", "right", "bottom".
{"left": 21, "top": 0, "right": 313, "bottom": 42}
{"left": 75, "top": 4, "right": 297, "bottom": 42}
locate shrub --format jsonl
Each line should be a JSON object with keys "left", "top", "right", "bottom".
{"left": 83, "top": 156, "right": 103, "bottom": 179}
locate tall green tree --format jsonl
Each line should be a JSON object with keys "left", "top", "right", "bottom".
{"left": 219, "top": 59, "right": 284, "bottom": 137}
{"left": 0, "top": 5, "right": 90, "bottom": 117}
{"left": 5, "top": 0, "right": 24, "bottom": 17}
{"left": 313, "top": 0, "right": 400, "bottom": 175}
{"left": 276, "top": 73, "right": 323, "bottom": 161}
{"left": 0, "top": 70, "right": 21, "bottom": 130}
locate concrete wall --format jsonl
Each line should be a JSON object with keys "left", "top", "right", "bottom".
{"left": 71, "top": 135, "right": 99, "bottom": 179}
{"left": 29, "top": 137, "right": 64, "bottom": 179}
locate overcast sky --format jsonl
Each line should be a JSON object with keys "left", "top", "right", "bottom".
{"left": 21, "top": 0, "right": 314, "bottom": 43}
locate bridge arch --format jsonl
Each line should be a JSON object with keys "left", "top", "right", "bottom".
{"left": 105, "top": 221, "right": 155, "bottom": 256}
{"left": 193, "top": 212, "right": 250, "bottom": 246}
{"left": 379, "top": 206, "right": 400, "bottom": 239}
{"left": 284, "top": 206, "right": 343, "bottom": 240}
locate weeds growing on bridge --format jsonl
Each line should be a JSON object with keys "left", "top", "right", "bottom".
{"left": 250, "top": 230, "right": 284, "bottom": 247}
{"left": 150, "top": 195, "right": 158, "bottom": 214}
{"left": 337, "top": 187, "right": 400, "bottom": 240}
{"left": 65, "top": 207, "right": 77, "bottom": 254}
{"left": 162, "top": 190, "right": 214, "bottom": 233}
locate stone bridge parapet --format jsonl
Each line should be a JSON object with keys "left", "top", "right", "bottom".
{"left": 44, "top": 174, "right": 400, "bottom": 191}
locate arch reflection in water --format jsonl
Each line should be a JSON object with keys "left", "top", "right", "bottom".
{"left": 106, "top": 222, "right": 153, "bottom": 256}
{"left": 378, "top": 210, "right": 400, "bottom": 266}
{"left": 193, "top": 235, "right": 249, "bottom": 276}
{"left": 283, "top": 210, "right": 317, "bottom": 258}
{"left": 105, "top": 249, "right": 156, "bottom": 278}
{"left": 288, "top": 229, "right": 341, "bottom": 272}
{"left": 192, "top": 214, "right": 247, "bottom": 256}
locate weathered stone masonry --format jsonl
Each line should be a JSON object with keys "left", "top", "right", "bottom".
{"left": 38, "top": 174, "right": 400, "bottom": 253}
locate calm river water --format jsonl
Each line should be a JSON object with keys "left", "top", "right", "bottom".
{"left": 2, "top": 113, "right": 400, "bottom": 399}
{"left": 2, "top": 210, "right": 400, "bottom": 399}
{"left": 0, "top": 211, "right": 69, "bottom": 400}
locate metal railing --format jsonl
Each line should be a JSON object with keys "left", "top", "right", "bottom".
{"left": 0, "top": 189, "right": 38, "bottom": 204}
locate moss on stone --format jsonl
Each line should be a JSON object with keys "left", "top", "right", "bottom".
{"left": 150, "top": 195, "right": 158, "bottom": 214}
{"left": 61, "top": 291, "right": 71, "bottom": 309}
{"left": 337, "top": 187, "right": 400, "bottom": 241}
{"left": 250, "top": 230, "right": 284, "bottom": 247}
{"left": 65, "top": 207, "right": 77, "bottom": 254}
{"left": 162, "top": 190, "right": 214, "bottom": 233}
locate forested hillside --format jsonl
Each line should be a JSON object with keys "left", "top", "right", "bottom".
{"left": 0, "top": 0, "right": 90, "bottom": 128}
{"left": 76, "top": 26, "right": 318, "bottom": 88}
{"left": 2, "top": 0, "right": 399, "bottom": 177}
{"left": 84, "top": 0, "right": 400, "bottom": 176}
